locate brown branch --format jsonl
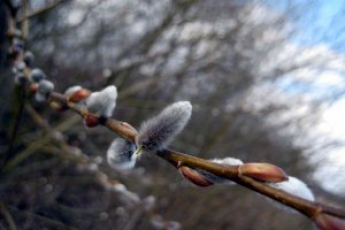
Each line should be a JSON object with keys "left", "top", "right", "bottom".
{"left": 20, "top": 0, "right": 29, "bottom": 39}
{"left": 46, "top": 91, "right": 345, "bottom": 224}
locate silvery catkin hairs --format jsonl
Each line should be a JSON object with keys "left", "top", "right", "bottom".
{"left": 266, "top": 176, "right": 314, "bottom": 213}
{"left": 198, "top": 157, "right": 244, "bottom": 184}
{"left": 85, "top": 85, "right": 117, "bottom": 117}
{"left": 35, "top": 79, "right": 54, "bottom": 102}
{"left": 136, "top": 101, "right": 192, "bottom": 152}
{"left": 107, "top": 138, "right": 137, "bottom": 170}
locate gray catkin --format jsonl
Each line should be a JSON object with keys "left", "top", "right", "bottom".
{"left": 107, "top": 138, "right": 137, "bottom": 169}
{"left": 85, "top": 85, "right": 117, "bottom": 117}
{"left": 30, "top": 68, "right": 46, "bottom": 83}
{"left": 136, "top": 101, "right": 192, "bottom": 152}
{"left": 198, "top": 157, "right": 243, "bottom": 184}
{"left": 266, "top": 176, "right": 315, "bottom": 213}
{"left": 35, "top": 79, "right": 54, "bottom": 102}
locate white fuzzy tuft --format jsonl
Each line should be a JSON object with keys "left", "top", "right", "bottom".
{"left": 35, "top": 80, "right": 54, "bottom": 102}
{"left": 136, "top": 101, "right": 192, "bottom": 152}
{"left": 212, "top": 157, "right": 243, "bottom": 166}
{"left": 107, "top": 138, "right": 136, "bottom": 170}
{"left": 30, "top": 68, "right": 46, "bottom": 83}
{"left": 267, "top": 176, "right": 315, "bottom": 213}
{"left": 85, "top": 85, "right": 117, "bottom": 117}
{"left": 269, "top": 176, "right": 314, "bottom": 201}
{"left": 15, "top": 61, "right": 26, "bottom": 71}
{"left": 198, "top": 157, "right": 243, "bottom": 184}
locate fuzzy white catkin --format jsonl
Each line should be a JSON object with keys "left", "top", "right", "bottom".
{"left": 199, "top": 157, "right": 243, "bottom": 184}
{"left": 136, "top": 101, "right": 192, "bottom": 152}
{"left": 30, "top": 68, "right": 46, "bottom": 83}
{"left": 107, "top": 138, "right": 137, "bottom": 170}
{"left": 35, "top": 80, "right": 54, "bottom": 102}
{"left": 267, "top": 176, "right": 315, "bottom": 213}
{"left": 212, "top": 157, "right": 243, "bottom": 166}
{"left": 15, "top": 61, "right": 26, "bottom": 71}
{"left": 24, "top": 51, "right": 34, "bottom": 66}
{"left": 85, "top": 85, "right": 117, "bottom": 117}
{"left": 269, "top": 176, "right": 314, "bottom": 201}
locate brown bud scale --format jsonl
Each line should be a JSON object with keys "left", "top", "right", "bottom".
{"left": 239, "top": 163, "right": 288, "bottom": 183}
{"left": 68, "top": 89, "right": 92, "bottom": 103}
{"left": 179, "top": 166, "right": 213, "bottom": 187}
{"left": 84, "top": 114, "right": 99, "bottom": 128}
{"left": 314, "top": 213, "right": 345, "bottom": 230}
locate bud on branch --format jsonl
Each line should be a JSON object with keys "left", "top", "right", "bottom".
{"left": 314, "top": 213, "right": 345, "bottom": 230}
{"left": 239, "top": 163, "right": 288, "bottom": 183}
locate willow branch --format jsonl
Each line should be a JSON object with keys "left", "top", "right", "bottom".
{"left": 47, "top": 91, "right": 345, "bottom": 222}
{"left": 20, "top": 0, "right": 29, "bottom": 39}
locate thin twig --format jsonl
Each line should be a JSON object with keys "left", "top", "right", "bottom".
{"left": 2, "top": 103, "right": 82, "bottom": 172}
{"left": 123, "top": 209, "right": 143, "bottom": 230}
{"left": 21, "top": 0, "right": 29, "bottom": 39}
{"left": 1, "top": 85, "right": 26, "bottom": 170}
{"left": 10, "top": 207, "right": 76, "bottom": 230}
{"left": 16, "top": 0, "right": 65, "bottom": 23}
{"left": 0, "top": 203, "right": 16, "bottom": 230}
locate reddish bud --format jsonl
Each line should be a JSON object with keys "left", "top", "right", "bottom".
{"left": 179, "top": 166, "right": 213, "bottom": 187}
{"left": 314, "top": 214, "right": 345, "bottom": 230}
{"left": 29, "top": 83, "right": 38, "bottom": 93}
{"left": 68, "top": 88, "right": 92, "bottom": 103}
{"left": 239, "top": 163, "right": 288, "bottom": 183}
{"left": 84, "top": 114, "right": 99, "bottom": 128}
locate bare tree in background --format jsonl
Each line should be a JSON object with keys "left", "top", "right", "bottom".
{"left": 1, "top": 0, "right": 345, "bottom": 229}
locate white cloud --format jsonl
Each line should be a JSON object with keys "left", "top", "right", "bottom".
{"left": 312, "top": 98, "right": 345, "bottom": 195}
{"left": 261, "top": 42, "right": 345, "bottom": 87}
{"left": 320, "top": 99, "right": 345, "bottom": 137}
{"left": 250, "top": 37, "right": 345, "bottom": 195}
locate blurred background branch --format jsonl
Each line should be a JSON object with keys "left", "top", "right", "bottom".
{"left": 16, "top": 0, "right": 65, "bottom": 24}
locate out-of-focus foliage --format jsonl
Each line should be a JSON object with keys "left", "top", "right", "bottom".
{"left": 1, "top": 0, "right": 345, "bottom": 229}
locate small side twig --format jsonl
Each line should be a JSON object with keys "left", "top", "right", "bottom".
{"left": 0, "top": 203, "right": 17, "bottom": 230}
{"left": 1, "top": 85, "right": 26, "bottom": 169}
{"left": 10, "top": 207, "right": 76, "bottom": 230}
